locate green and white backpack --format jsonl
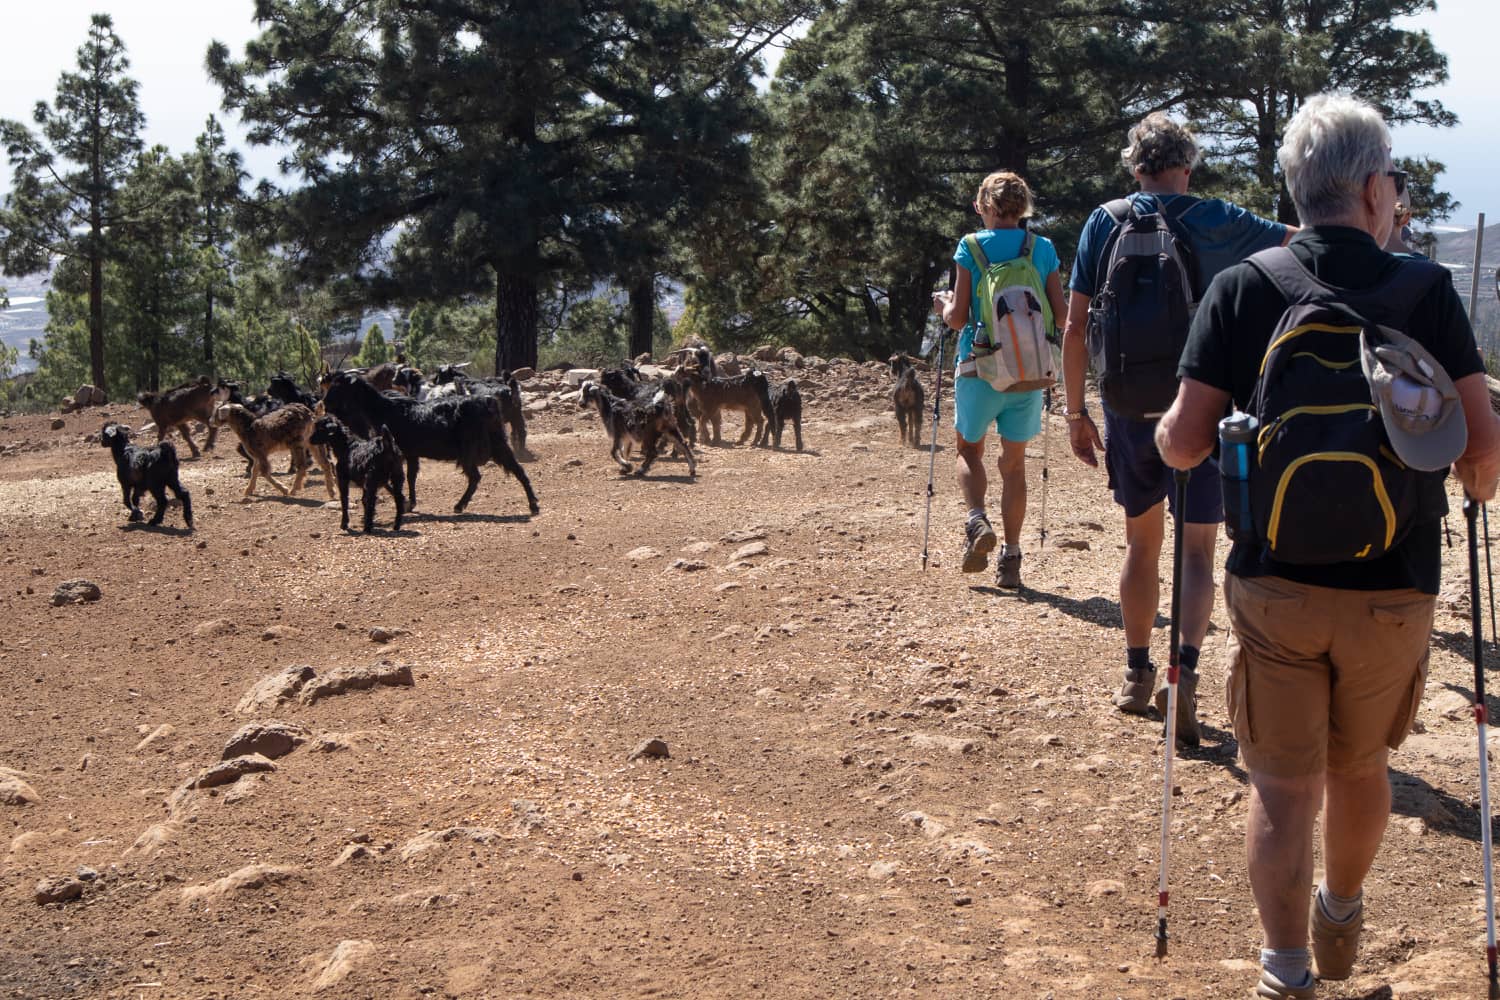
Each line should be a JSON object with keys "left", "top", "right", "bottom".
{"left": 956, "top": 231, "right": 1056, "bottom": 393}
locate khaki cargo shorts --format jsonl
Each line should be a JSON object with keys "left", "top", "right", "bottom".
{"left": 1224, "top": 573, "right": 1434, "bottom": 778}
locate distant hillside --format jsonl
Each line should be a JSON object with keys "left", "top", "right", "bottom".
{"left": 1431, "top": 224, "right": 1500, "bottom": 361}
{"left": 0, "top": 269, "right": 54, "bottom": 372}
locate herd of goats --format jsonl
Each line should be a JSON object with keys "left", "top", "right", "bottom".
{"left": 91, "top": 345, "right": 936, "bottom": 536}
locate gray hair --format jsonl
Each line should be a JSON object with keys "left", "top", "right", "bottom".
{"left": 1277, "top": 93, "right": 1391, "bottom": 224}
{"left": 1121, "top": 113, "right": 1202, "bottom": 177}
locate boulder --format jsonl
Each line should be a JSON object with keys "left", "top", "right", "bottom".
{"left": 628, "top": 738, "right": 670, "bottom": 761}
{"left": 715, "top": 354, "right": 742, "bottom": 376}
{"left": 564, "top": 368, "right": 600, "bottom": 387}
{"left": 0, "top": 772, "right": 40, "bottom": 806}
{"left": 59, "top": 396, "right": 76, "bottom": 414}
{"left": 50, "top": 579, "right": 102, "bottom": 606}
{"left": 50, "top": 418, "right": 65, "bottom": 431}
{"left": 189, "top": 753, "right": 277, "bottom": 790}
{"left": 309, "top": 940, "right": 376, "bottom": 993}
{"left": 221, "top": 722, "right": 310, "bottom": 761}
{"left": 751, "top": 344, "right": 779, "bottom": 361}
{"left": 510, "top": 367, "right": 536, "bottom": 381}
{"left": 235, "top": 665, "right": 317, "bottom": 715}
{"left": 298, "top": 660, "right": 414, "bottom": 705}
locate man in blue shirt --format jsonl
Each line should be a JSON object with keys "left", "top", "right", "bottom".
{"left": 1059, "top": 113, "right": 1292, "bottom": 742}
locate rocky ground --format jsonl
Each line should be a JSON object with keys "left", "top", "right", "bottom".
{"left": 2, "top": 360, "right": 1498, "bottom": 999}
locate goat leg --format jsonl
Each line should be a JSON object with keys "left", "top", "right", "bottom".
{"left": 361, "top": 474, "right": 379, "bottom": 533}
{"left": 314, "top": 444, "right": 336, "bottom": 498}
{"left": 636, "top": 434, "right": 661, "bottom": 477}
{"left": 387, "top": 473, "right": 405, "bottom": 532}
{"left": 454, "top": 461, "right": 480, "bottom": 514}
{"left": 177, "top": 424, "right": 202, "bottom": 459}
{"left": 337, "top": 473, "right": 352, "bottom": 532}
{"left": 665, "top": 428, "right": 697, "bottom": 477}
{"left": 489, "top": 432, "right": 540, "bottom": 514}
{"left": 147, "top": 484, "right": 169, "bottom": 526}
{"left": 406, "top": 456, "right": 419, "bottom": 510}
{"left": 173, "top": 481, "right": 194, "bottom": 529}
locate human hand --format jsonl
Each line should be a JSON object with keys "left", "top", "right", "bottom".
{"left": 1069, "top": 414, "right": 1102, "bottom": 468}
{"left": 932, "top": 291, "right": 952, "bottom": 316}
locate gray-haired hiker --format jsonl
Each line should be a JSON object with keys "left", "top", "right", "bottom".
{"left": 1156, "top": 92, "right": 1500, "bottom": 998}
{"left": 1060, "top": 113, "right": 1294, "bottom": 742}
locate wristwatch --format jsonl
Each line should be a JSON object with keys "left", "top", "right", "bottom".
{"left": 1065, "top": 408, "right": 1089, "bottom": 422}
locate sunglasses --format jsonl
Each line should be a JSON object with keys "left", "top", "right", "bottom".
{"left": 1385, "top": 169, "right": 1408, "bottom": 197}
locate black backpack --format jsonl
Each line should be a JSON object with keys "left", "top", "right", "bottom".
{"left": 1086, "top": 197, "right": 1201, "bottom": 420}
{"left": 1244, "top": 246, "right": 1447, "bottom": 565}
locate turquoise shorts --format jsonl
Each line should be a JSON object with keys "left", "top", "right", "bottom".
{"left": 953, "top": 376, "right": 1043, "bottom": 444}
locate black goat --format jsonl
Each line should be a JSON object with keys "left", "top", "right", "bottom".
{"left": 100, "top": 422, "right": 193, "bottom": 529}
{"left": 309, "top": 416, "right": 406, "bottom": 533}
{"left": 579, "top": 381, "right": 696, "bottom": 478}
{"left": 761, "top": 378, "right": 805, "bottom": 451}
{"left": 428, "top": 365, "right": 529, "bottom": 456}
{"left": 601, "top": 366, "right": 696, "bottom": 447}
{"left": 322, "top": 370, "right": 539, "bottom": 515}
{"left": 267, "top": 371, "right": 320, "bottom": 409}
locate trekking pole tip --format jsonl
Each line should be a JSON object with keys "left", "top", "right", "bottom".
{"left": 1154, "top": 929, "right": 1168, "bottom": 958}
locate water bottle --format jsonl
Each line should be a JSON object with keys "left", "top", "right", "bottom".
{"left": 1218, "top": 412, "right": 1259, "bottom": 541}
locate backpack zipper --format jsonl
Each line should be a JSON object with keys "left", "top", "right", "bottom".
{"left": 1267, "top": 451, "right": 1395, "bottom": 556}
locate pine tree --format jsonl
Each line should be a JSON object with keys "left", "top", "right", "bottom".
{"left": 0, "top": 14, "right": 146, "bottom": 388}
{"left": 188, "top": 116, "right": 247, "bottom": 378}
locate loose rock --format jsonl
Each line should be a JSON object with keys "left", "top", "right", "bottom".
{"left": 50, "top": 579, "right": 102, "bottom": 606}
{"left": 309, "top": 940, "right": 376, "bottom": 992}
{"left": 34, "top": 876, "right": 85, "bottom": 905}
{"left": 0, "top": 772, "right": 40, "bottom": 806}
{"left": 134, "top": 724, "right": 176, "bottom": 751}
{"left": 625, "top": 546, "right": 662, "bottom": 562}
{"left": 368, "top": 626, "right": 404, "bottom": 644}
{"left": 628, "top": 738, "right": 670, "bottom": 761}
{"left": 192, "top": 619, "right": 236, "bottom": 639}
{"left": 188, "top": 753, "right": 278, "bottom": 790}
{"left": 180, "top": 864, "right": 299, "bottom": 903}
{"left": 729, "top": 541, "right": 769, "bottom": 562}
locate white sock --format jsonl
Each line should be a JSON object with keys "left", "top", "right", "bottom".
{"left": 1259, "top": 947, "right": 1312, "bottom": 987}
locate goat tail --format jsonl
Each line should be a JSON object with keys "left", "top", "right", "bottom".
{"left": 157, "top": 438, "right": 180, "bottom": 469}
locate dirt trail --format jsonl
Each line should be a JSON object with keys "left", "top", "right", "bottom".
{"left": 1, "top": 377, "right": 1496, "bottom": 999}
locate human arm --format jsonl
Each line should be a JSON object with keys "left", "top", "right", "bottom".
{"left": 1044, "top": 270, "right": 1067, "bottom": 335}
{"left": 934, "top": 266, "right": 972, "bottom": 332}
{"left": 1155, "top": 377, "right": 1229, "bottom": 470}
{"left": 1061, "top": 289, "right": 1103, "bottom": 466}
{"left": 1453, "top": 373, "right": 1500, "bottom": 502}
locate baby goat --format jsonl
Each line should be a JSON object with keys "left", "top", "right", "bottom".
{"left": 890, "top": 353, "right": 925, "bottom": 448}
{"left": 136, "top": 376, "right": 230, "bottom": 458}
{"left": 309, "top": 416, "right": 406, "bottom": 533}
{"left": 579, "top": 381, "right": 696, "bottom": 478}
{"left": 210, "top": 402, "right": 335, "bottom": 499}
{"left": 762, "top": 378, "right": 805, "bottom": 451}
{"left": 100, "top": 422, "right": 193, "bottom": 529}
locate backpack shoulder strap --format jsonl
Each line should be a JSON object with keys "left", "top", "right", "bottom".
{"left": 1246, "top": 246, "right": 1322, "bottom": 304}
{"left": 1103, "top": 198, "right": 1134, "bottom": 225}
{"left": 1092, "top": 200, "right": 1136, "bottom": 294}
{"left": 963, "top": 233, "right": 990, "bottom": 272}
{"left": 1369, "top": 257, "right": 1446, "bottom": 321}
{"left": 1018, "top": 230, "right": 1034, "bottom": 259}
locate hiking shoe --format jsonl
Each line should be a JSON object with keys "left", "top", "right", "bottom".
{"left": 1154, "top": 668, "right": 1202, "bottom": 747}
{"left": 961, "top": 515, "right": 997, "bottom": 573}
{"left": 1310, "top": 892, "right": 1363, "bottom": 981}
{"left": 1112, "top": 667, "right": 1155, "bottom": 714}
{"left": 1252, "top": 969, "right": 1316, "bottom": 999}
{"left": 995, "top": 550, "right": 1023, "bottom": 589}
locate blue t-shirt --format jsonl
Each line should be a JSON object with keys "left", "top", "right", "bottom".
{"left": 953, "top": 229, "right": 1061, "bottom": 362}
{"left": 1068, "top": 193, "right": 1286, "bottom": 298}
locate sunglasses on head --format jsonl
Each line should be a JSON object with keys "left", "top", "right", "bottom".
{"left": 1385, "top": 169, "right": 1408, "bottom": 197}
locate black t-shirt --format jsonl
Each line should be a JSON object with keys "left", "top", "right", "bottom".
{"left": 1178, "top": 226, "right": 1484, "bottom": 593}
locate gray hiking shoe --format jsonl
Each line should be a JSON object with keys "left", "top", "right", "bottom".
{"left": 961, "top": 515, "right": 997, "bottom": 573}
{"left": 995, "top": 549, "right": 1022, "bottom": 589}
{"left": 1112, "top": 667, "right": 1155, "bottom": 714}
{"left": 1310, "top": 892, "right": 1363, "bottom": 981}
{"left": 1252, "top": 969, "right": 1316, "bottom": 999}
{"left": 1154, "top": 668, "right": 1201, "bottom": 747}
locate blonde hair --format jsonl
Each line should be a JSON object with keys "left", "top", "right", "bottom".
{"left": 1121, "top": 113, "right": 1202, "bottom": 177}
{"left": 975, "top": 171, "right": 1034, "bottom": 220}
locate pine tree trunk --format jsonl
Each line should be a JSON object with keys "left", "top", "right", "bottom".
{"left": 494, "top": 272, "right": 538, "bottom": 374}
{"left": 628, "top": 275, "right": 655, "bottom": 360}
{"left": 204, "top": 285, "right": 216, "bottom": 379}
{"left": 88, "top": 258, "right": 105, "bottom": 390}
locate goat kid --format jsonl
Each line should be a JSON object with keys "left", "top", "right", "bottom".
{"left": 309, "top": 416, "right": 406, "bottom": 533}
{"left": 100, "top": 422, "right": 193, "bottom": 529}
{"left": 210, "top": 402, "right": 335, "bottom": 499}
{"left": 889, "top": 353, "right": 926, "bottom": 448}
{"left": 760, "top": 378, "right": 805, "bottom": 451}
{"left": 673, "top": 366, "right": 774, "bottom": 447}
{"left": 136, "top": 376, "right": 230, "bottom": 458}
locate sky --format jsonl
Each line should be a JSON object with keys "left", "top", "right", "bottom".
{"left": 0, "top": 0, "right": 1496, "bottom": 224}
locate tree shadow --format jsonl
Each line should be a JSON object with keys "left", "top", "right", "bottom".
{"left": 1429, "top": 625, "right": 1500, "bottom": 667}
{"left": 1389, "top": 766, "right": 1494, "bottom": 844}
{"left": 971, "top": 583, "right": 1168, "bottom": 632}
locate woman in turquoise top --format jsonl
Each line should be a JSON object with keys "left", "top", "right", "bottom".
{"left": 932, "top": 171, "right": 1068, "bottom": 588}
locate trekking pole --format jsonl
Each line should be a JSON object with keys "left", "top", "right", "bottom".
{"left": 920, "top": 326, "right": 947, "bottom": 571}
{"left": 1485, "top": 504, "right": 1497, "bottom": 639}
{"left": 1156, "top": 466, "right": 1190, "bottom": 958}
{"left": 1039, "top": 386, "right": 1051, "bottom": 549}
{"left": 1464, "top": 496, "right": 1500, "bottom": 995}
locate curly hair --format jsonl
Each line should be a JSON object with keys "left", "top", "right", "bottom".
{"left": 1121, "top": 113, "right": 1202, "bottom": 177}
{"left": 975, "top": 171, "right": 1035, "bottom": 220}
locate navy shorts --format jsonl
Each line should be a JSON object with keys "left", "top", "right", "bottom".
{"left": 1103, "top": 409, "right": 1223, "bottom": 523}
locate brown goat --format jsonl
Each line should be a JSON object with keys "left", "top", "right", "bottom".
{"left": 890, "top": 354, "right": 925, "bottom": 448}
{"left": 137, "top": 376, "right": 231, "bottom": 458}
{"left": 674, "top": 366, "right": 773, "bottom": 446}
{"left": 210, "top": 402, "right": 335, "bottom": 499}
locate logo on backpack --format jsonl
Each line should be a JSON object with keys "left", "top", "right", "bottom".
{"left": 957, "top": 231, "right": 1055, "bottom": 393}
{"left": 1240, "top": 246, "right": 1450, "bottom": 565}
{"left": 1086, "top": 197, "right": 1199, "bottom": 419}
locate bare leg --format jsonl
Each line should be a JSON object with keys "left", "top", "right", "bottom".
{"left": 1121, "top": 502, "right": 1166, "bottom": 649}
{"left": 996, "top": 437, "right": 1027, "bottom": 548}
{"left": 955, "top": 433, "right": 987, "bottom": 512}
{"left": 1248, "top": 769, "right": 1323, "bottom": 949}
{"left": 1323, "top": 757, "right": 1392, "bottom": 898}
